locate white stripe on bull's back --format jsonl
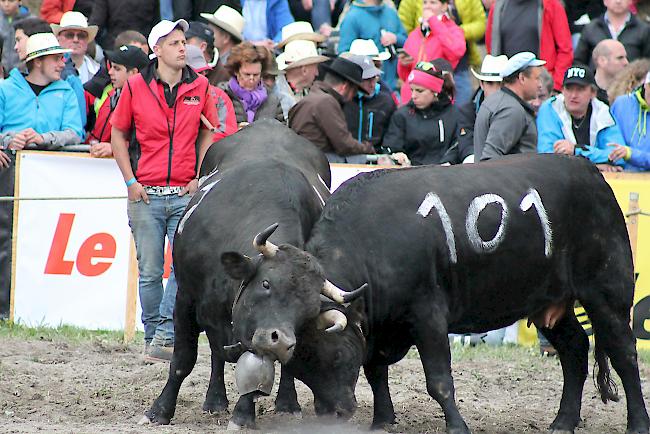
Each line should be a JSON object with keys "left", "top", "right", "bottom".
{"left": 519, "top": 188, "right": 553, "bottom": 257}
{"left": 317, "top": 174, "right": 328, "bottom": 189}
{"left": 198, "top": 168, "right": 219, "bottom": 187}
{"left": 417, "top": 192, "right": 457, "bottom": 263}
{"left": 177, "top": 179, "right": 221, "bottom": 234}
{"left": 466, "top": 194, "right": 508, "bottom": 254}
{"left": 312, "top": 185, "right": 326, "bottom": 207}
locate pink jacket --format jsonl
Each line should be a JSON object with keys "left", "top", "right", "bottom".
{"left": 397, "top": 14, "right": 466, "bottom": 103}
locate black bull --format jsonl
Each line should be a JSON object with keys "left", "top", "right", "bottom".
{"left": 226, "top": 154, "right": 650, "bottom": 433}
{"left": 142, "top": 120, "right": 365, "bottom": 429}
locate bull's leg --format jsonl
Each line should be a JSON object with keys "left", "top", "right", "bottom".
{"left": 581, "top": 296, "right": 650, "bottom": 434}
{"left": 202, "top": 326, "right": 229, "bottom": 413}
{"left": 228, "top": 393, "right": 257, "bottom": 429}
{"left": 143, "top": 298, "right": 200, "bottom": 424}
{"left": 537, "top": 311, "right": 589, "bottom": 433}
{"left": 364, "top": 363, "right": 396, "bottom": 429}
{"left": 412, "top": 306, "right": 469, "bottom": 434}
{"left": 275, "top": 366, "right": 301, "bottom": 414}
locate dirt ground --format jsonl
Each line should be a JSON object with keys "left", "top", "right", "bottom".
{"left": 0, "top": 337, "right": 647, "bottom": 434}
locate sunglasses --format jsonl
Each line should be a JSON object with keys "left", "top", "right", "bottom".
{"left": 416, "top": 61, "right": 436, "bottom": 71}
{"left": 60, "top": 31, "right": 89, "bottom": 41}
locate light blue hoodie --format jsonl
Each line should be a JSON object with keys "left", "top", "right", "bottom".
{"left": 338, "top": 0, "right": 407, "bottom": 90}
{"left": 611, "top": 88, "right": 650, "bottom": 171}
{"left": 0, "top": 68, "right": 83, "bottom": 148}
{"left": 537, "top": 94, "right": 625, "bottom": 165}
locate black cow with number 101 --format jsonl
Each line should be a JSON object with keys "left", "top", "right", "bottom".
{"left": 223, "top": 154, "right": 650, "bottom": 434}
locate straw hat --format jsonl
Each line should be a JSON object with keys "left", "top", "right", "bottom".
{"left": 200, "top": 6, "right": 244, "bottom": 42}
{"left": 277, "top": 22, "right": 326, "bottom": 49}
{"left": 349, "top": 39, "right": 390, "bottom": 62}
{"left": 24, "top": 33, "right": 72, "bottom": 63}
{"left": 279, "top": 40, "right": 329, "bottom": 71}
{"left": 51, "top": 11, "right": 98, "bottom": 42}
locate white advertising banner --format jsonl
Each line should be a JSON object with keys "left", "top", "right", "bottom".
{"left": 13, "top": 152, "right": 133, "bottom": 330}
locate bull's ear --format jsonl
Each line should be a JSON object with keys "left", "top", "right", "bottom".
{"left": 221, "top": 252, "right": 255, "bottom": 281}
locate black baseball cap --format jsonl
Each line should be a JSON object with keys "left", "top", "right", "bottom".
{"left": 186, "top": 21, "right": 214, "bottom": 47}
{"left": 105, "top": 45, "right": 149, "bottom": 71}
{"left": 563, "top": 64, "right": 595, "bottom": 87}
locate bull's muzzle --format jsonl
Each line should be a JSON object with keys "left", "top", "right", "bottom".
{"left": 251, "top": 327, "right": 296, "bottom": 364}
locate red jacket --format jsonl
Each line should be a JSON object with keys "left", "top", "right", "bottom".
{"left": 112, "top": 63, "right": 223, "bottom": 186}
{"left": 486, "top": 0, "right": 573, "bottom": 91}
{"left": 210, "top": 84, "right": 237, "bottom": 136}
{"left": 40, "top": 0, "right": 75, "bottom": 24}
{"left": 88, "top": 89, "right": 119, "bottom": 143}
{"left": 397, "top": 14, "right": 466, "bottom": 103}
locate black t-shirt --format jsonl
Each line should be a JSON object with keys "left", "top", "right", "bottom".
{"left": 27, "top": 80, "right": 47, "bottom": 96}
{"left": 500, "top": 0, "right": 540, "bottom": 57}
{"left": 72, "top": 0, "right": 94, "bottom": 19}
{"left": 572, "top": 103, "right": 592, "bottom": 150}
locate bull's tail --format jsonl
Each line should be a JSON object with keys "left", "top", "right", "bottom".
{"left": 593, "top": 333, "right": 620, "bottom": 404}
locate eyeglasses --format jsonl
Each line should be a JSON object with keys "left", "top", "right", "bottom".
{"left": 60, "top": 31, "right": 89, "bottom": 41}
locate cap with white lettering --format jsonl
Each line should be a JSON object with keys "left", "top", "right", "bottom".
{"left": 563, "top": 64, "right": 595, "bottom": 87}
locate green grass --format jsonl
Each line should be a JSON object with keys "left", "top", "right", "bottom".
{"left": 0, "top": 320, "right": 141, "bottom": 344}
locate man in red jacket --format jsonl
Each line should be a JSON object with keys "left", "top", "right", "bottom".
{"left": 111, "top": 19, "right": 222, "bottom": 363}
{"left": 485, "top": 0, "right": 573, "bottom": 92}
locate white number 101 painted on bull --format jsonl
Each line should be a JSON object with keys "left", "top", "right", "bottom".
{"left": 417, "top": 188, "right": 552, "bottom": 264}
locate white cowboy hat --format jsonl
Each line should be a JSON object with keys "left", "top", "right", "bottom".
{"left": 349, "top": 39, "right": 390, "bottom": 62}
{"left": 51, "top": 11, "right": 98, "bottom": 43}
{"left": 277, "top": 22, "right": 326, "bottom": 49}
{"left": 279, "top": 40, "right": 329, "bottom": 71}
{"left": 200, "top": 5, "right": 244, "bottom": 42}
{"left": 470, "top": 54, "right": 509, "bottom": 82}
{"left": 24, "top": 33, "right": 72, "bottom": 63}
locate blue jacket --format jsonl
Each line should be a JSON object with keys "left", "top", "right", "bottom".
{"left": 338, "top": 1, "right": 407, "bottom": 90}
{"left": 611, "top": 88, "right": 650, "bottom": 171}
{"left": 0, "top": 68, "right": 83, "bottom": 140}
{"left": 537, "top": 94, "right": 625, "bottom": 165}
{"left": 241, "top": 0, "right": 294, "bottom": 42}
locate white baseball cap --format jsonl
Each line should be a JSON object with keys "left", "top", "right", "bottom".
{"left": 148, "top": 19, "right": 190, "bottom": 54}
{"left": 499, "top": 52, "right": 546, "bottom": 77}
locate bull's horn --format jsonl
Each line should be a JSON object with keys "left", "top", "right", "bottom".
{"left": 321, "top": 280, "right": 368, "bottom": 304}
{"left": 316, "top": 309, "right": 348, "bottom": 333}
{"left": 253, "top": 223, "right": 280, "bottom": 257}
{"left": 223, "top": 342, "right": 245, "bottom": 361}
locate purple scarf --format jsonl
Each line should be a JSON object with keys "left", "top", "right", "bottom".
{"left": 229, "top": 77, "right": 267, "bottom": 123}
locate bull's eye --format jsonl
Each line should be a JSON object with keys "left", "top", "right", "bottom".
{"left": 262, "top": 280, "right": 270, "bottom": 289}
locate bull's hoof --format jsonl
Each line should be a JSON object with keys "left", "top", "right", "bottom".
{"left": 142, "top": 410, "right": 171, "bottom": 425}
{"left": 370, "top": 414, "right": 396, "bottom": 430}
{"left": 274, "top": 398, "right": 301, "bottom": 415}
{"left": 549, "top": 430, "right": 573, "bottom": 434}
{"left": 202, "top": 399, "right": 229, "bottom": 414}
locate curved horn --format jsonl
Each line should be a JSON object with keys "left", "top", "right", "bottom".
{"left": 253, "top": 223, "right": 280, "bottom": 257}
{"left": 316, "top": 309, "right": 348, "bottom": 333}
{"left": 321, "top": 281, "right": 368, "bottom": 304}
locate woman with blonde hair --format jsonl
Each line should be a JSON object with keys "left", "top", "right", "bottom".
{"left": 607, "top": 58, "right": 650, "bottom": 105}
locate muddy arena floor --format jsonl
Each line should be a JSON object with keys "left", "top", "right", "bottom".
{"left": 0, "top": 336, "right": 647, "bottom": 433}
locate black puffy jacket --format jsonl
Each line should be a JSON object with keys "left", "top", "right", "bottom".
{"left": 574, "top": 13, "right": 650, "bottom": 69}
{"left": 383, "top": 97, "right": 460, "bottom": 166}
{"left": 342, "top": 84, "right": 397, "bottom": 152}
{"left": 89, "top": 0, "right": 159, "bottom": 49}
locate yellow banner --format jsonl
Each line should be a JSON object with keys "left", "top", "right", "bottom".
{"left": 518, "top": 173, "right": 650, "bottom": 348}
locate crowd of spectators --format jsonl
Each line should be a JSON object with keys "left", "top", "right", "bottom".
{"left": 3, "top": 0, "right": 650, "bottom": 357}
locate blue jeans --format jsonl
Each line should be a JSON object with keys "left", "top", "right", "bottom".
{"left": 160, "top": 0, "right": 173, "bottom": 20}
{"left": 127, "top": 194, "right": 191, "bottom": 345}
{"left": 454, "top": 66, "right": 473, "bottom": 106}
